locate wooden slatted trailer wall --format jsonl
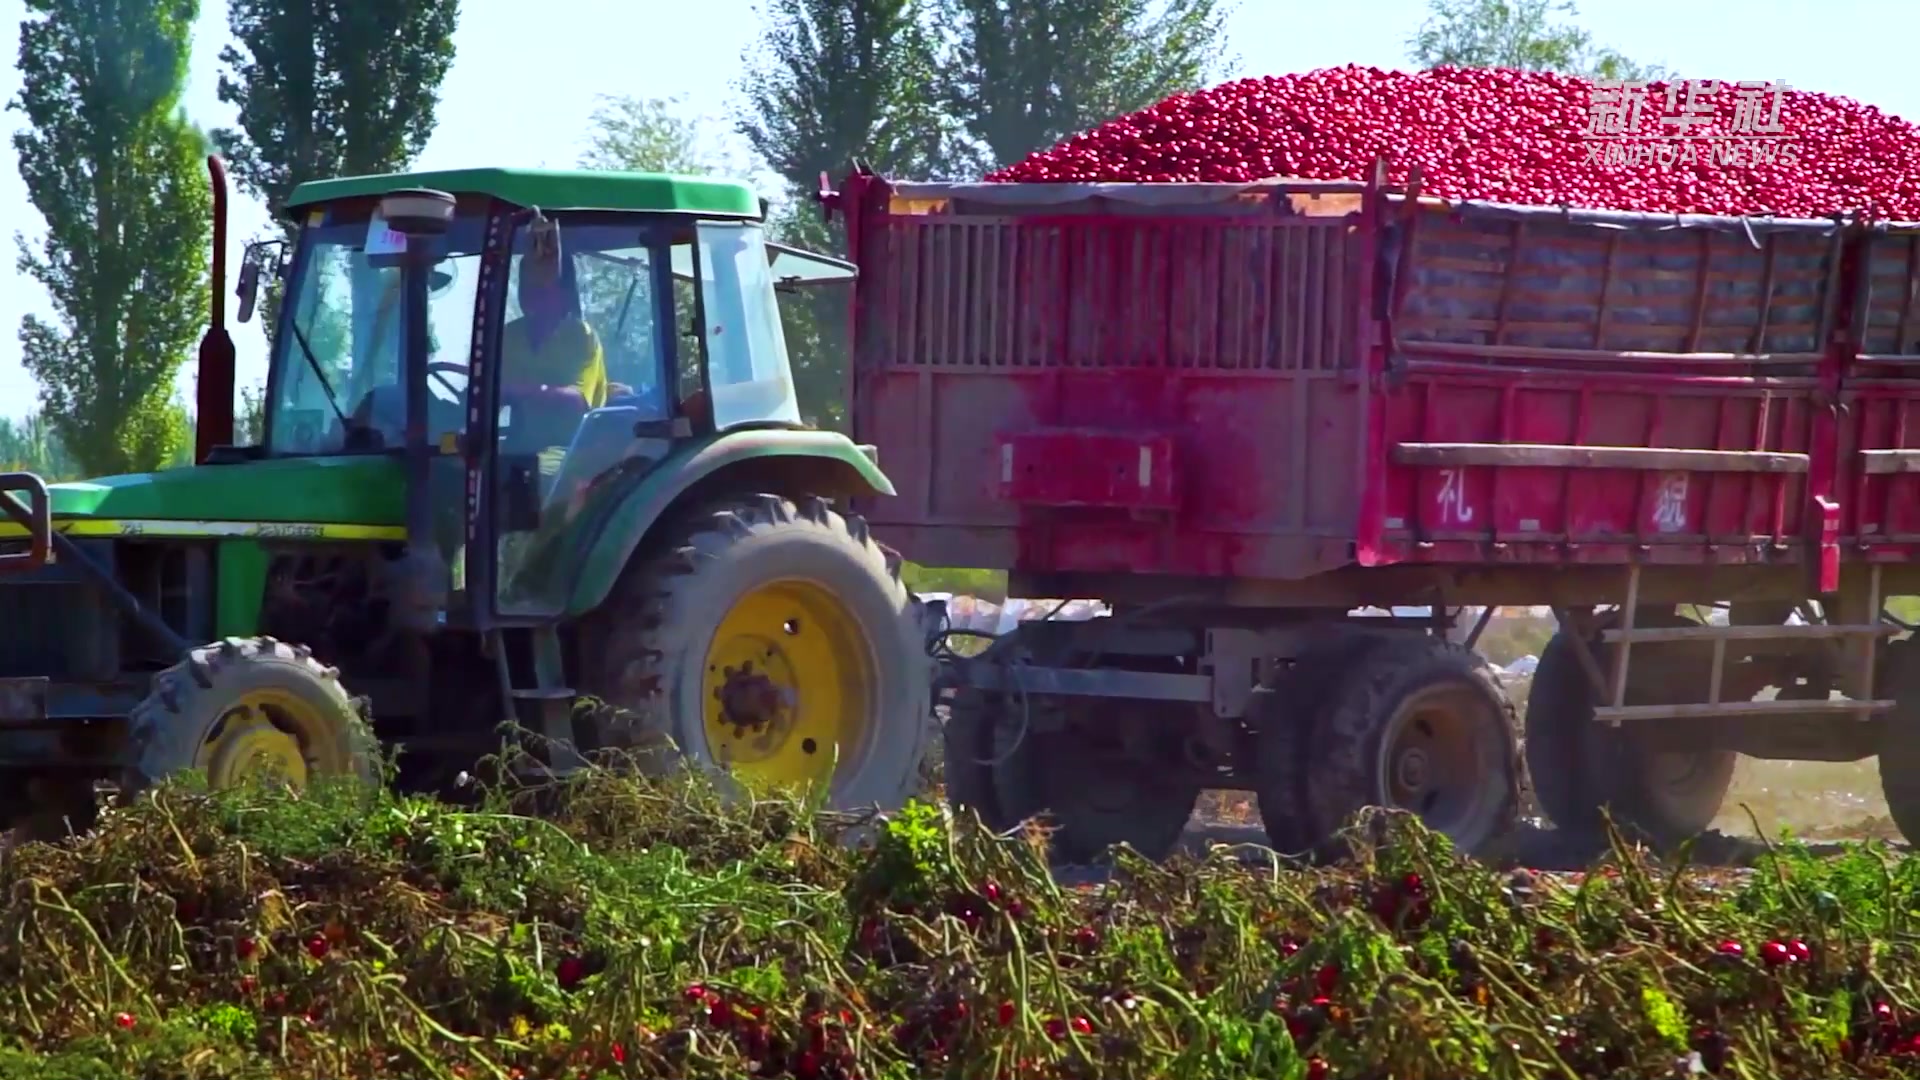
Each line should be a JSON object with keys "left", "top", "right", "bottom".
{"left": 1846, "top": 221, "right": 1920, "bottom": 557}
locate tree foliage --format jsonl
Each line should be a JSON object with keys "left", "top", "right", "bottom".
{"left": 0, "top": 411, "right": 80, "bottom": 478}
{"left": 580, "top": 94, "right": 747, "bottom": 176}
{"left": 10, "top": 0, "right": 210, "bottom": 477}
{"left": 736, "top": 0, "right": 949, "bottom": 187}
{"left": 214, "top": 0, "right": 461, "bottom": 218}
{"left": 1408, "top": 0, "right": 1667, "bottom": 81}
{"left": 237, "top": 382, "right": 268, "bottom": 445}
{"left": 214, "top": 0, "right": 459, "bottom": 353}
{"left": 936, "top": 0, "right": 1234, "bottom": 172}
{"left": 735, "top": 0, "right": 952, "bottom": 430}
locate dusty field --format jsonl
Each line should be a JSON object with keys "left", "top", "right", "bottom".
{"left": 1195, "top": 757, "right": 1899, "bottom": 842}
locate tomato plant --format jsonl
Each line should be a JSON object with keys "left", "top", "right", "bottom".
{"left": 2, "top": 769, "right": 1918, "bottom": 1079}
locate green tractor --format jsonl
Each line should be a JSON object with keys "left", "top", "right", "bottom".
{"left": 0, "top": 158, "right": 933, "bottom": 835}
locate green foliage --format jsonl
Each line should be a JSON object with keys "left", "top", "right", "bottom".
{"left": 11, "top": 0, "right": 212, "bottom": 478}
{"left": 213, "top": 0, "right": 460, "bottom": 347}
{"left": 1, "top": 774, "right": 1913, "bottom": 1078}
{"left": 580, "top": 94, "right": 748, "bottom": 176}
{"left": 935, "top": 0, "right": 1237, "bottom": 172}
{"left": 1407, "top": 0, "right": 1669, "bottom": 80}
{"left": 735, "top": 0, "right": 952, "bottom": 187}
{"left": 214, "top": 0, "right": 461, "bottom": 214}
{"left": 734, "top": 0, "right": 957, "bottom": 430}
{"left": 1472, "top": 610, "right": 1555, "bottom": 667}
{"left": 237, "top": 381, "right": 268, "bottom": 446}
{"left": 0, "top": 411, "right": 80, "bottom": 479}
{"left": 901, "top": 561, "right": 1008, "bottom": 600}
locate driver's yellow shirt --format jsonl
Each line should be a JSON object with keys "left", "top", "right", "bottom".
{"left": 500, "top": 317, "right": 609, "bottom": 409}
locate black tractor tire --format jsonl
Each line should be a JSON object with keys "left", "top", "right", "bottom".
{"left": 1876, "top": 639, "right": 1920, "bottom": 844}
{"left": 1248, "top": 631, "right": 1390, "bottom": 858}
{"left": 1523, "top": 628, "right": 1601, "bottom": 829}
{"left": 942, "top": 681, "right": 1036, "bottom": 834}
{"left": 577, "top": 494, "right": 931, "bottom": 812}
{"left": 1300, "top": 635, "right": 1523, "bottom": 859}
{"left": 943, "top": 633, "right": 1202, "bottom": 863}
{"left": 121, "top": 636, "right": 377, "bottom": 800}
{"left": 1525, "top": 610, "right": 1736, "bottom": 849}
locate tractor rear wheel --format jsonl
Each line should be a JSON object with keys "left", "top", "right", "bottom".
{"left": 1298, "top": 635, "right": 1522, "bottom": 859}
{"left": 121, "top": 636, "right": 377, "bottom": 800}
{"left": 579, "top": 494, "right": 930, "bottom": 811}
{"left": 1525, "top": 609, "right": 1736, "bottom": 849}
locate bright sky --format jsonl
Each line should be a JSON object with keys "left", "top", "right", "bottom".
{"left": 0, "top": 0, "right": 1910, "bottom": 421}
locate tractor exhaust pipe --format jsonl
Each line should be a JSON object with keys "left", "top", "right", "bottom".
{"left": 194, "top": 155, "right": 237, "bottom": 464}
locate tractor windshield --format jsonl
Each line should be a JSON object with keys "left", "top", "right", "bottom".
{"left": 265, "top": 202, "right": 489, "bottom": 456}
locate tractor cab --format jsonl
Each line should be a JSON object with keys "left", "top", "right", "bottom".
{"left": 240, "top": 169, "right": 857, "bottom": 625}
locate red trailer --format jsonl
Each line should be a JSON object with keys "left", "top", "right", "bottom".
{"left": 823, "top": 164, "right": 1920, "bottom": 861}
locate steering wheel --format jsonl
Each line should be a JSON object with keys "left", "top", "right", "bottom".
{"left": 426, "top": 360, "right": 469, "bottom": 401}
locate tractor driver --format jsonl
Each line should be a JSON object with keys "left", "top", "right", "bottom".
{"left": 501, "top": 218, "right": 610, "bottom": 436}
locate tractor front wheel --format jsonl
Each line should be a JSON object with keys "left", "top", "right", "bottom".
{"left": 579, "top": 494, "right": 931, "bottom": 811}
{"left": 121, "top": 636, "right": 377, "bottom": 800}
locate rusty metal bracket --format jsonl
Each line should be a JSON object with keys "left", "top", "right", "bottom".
{"left": 958, "top": 662, "right": 1211, "bottom": 704}
{"left": 1552, "top": 606, "right": 1612, "bottom": 704}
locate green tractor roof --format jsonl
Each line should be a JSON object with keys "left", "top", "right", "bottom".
{"left": 284, "top": 167, "right": 761, "bottom": 218}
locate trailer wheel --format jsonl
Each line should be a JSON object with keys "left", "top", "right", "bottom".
{"left": 1523, "top": 629, "right": 1602, "bottom": 828}
{"left": 121, "top": 636, "right": 377, "bottom": 800}
{"left": 944, "top": 660, "right": 1201, "bottom": 863}
{"left": 1248, "top": 632, "right": 1388, "bottom": 857}
{"left": 1525, "top": 611, "right": 1735, "bottom": 848}
{"left": 578, "top": 495, "right": 930, "bottom": 812}
{"left": 1301, "top": 636, "right": 1520, "bottom": 858}
{"left": 1875, "top": 639, "right": 1920, "bottom": 844}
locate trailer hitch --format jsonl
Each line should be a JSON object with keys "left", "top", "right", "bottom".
{"left": 0, "top": 472, "right": 51, "bottom": 574}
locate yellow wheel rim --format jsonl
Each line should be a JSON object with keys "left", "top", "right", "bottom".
{"left": 193, "top": 689, "right": 342, "bottom": 790}
{"left": 702, "top": 579, "right": 875, "bottom": 789}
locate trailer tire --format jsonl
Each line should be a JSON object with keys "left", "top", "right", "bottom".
{"left": 578, "top": 494, "right": 930, "bottom": 813}
{"left": 1525, "top": 612, "right": 1735, "bottom": 848}
{"left": 1248, "top": 632, "right": 1389, "bottom": 858}
{"left": 1523, "top": 629, "right": 1601, "bottom": 828}
{"left": 942, "top": 682, "right": 1037, "bottom": 834}
{"left": 1875, "top": 639, "right": 1920, "bottom": 845}
{"left": 943, "top": 643, "right": 1201, "bottom": 864}
{"left": 1301, "top": 636, "right": 1521, "bottom": 859}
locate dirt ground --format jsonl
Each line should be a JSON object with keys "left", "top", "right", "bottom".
{"left": 1193, "top": 757, "right": 1901, "bottom": 843}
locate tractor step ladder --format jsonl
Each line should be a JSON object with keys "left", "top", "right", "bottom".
{"left": 1592, "top": 563, "right": 1896, "bottom": 725}
{"left": 490, "top": 627, "right": 588, "bottom": 774}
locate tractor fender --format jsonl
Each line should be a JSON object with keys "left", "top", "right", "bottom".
{"left": 564, "top": 428, "right": 895, "bottom": 616}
